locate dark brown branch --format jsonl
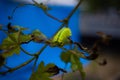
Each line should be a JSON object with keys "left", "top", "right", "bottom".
{"left": 66, "top": 0, "right": 83, "bottom": 20}
{"left": 44, "top": 11, "right": 63, "bottom": 22}
{"left": 73, "top": 42, "right": 85, "bottom": 50}
{"left": 32, "top": 0, "right": 62, "bottom": 23}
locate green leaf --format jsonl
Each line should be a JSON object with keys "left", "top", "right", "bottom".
{"left": 44, "top": 64, "right": 59, "bottom": 76}
{"left": 32, "top": 29, "right": 47, "bottom": 43}
{"left": 30, "top": 61, "right": 53, "bottom": 80}
{"left": 60, "top": 50, "right": 85, "bottom": 80}
{"left": 0, "top": 32, "right": 21, "bottom": 57}
{"left": 32, "top": 29, "right": 42, "bottom": 36}
{"left": 19, "top": 34, "right": 31, "bottom": 43}
{"left": 71, "top": 54, "right": 78, "bottom": 71}
{"left": 0, "top": 37, "right": 15, "bottom": 50}
{"left": 44, "top": 63, "right": 55, "bottom": 70}
{"left": 60, "top": 51, "right": 71, "bottom": 63}
{"left": 41, "top": 73, "right": 53, "bottom": 80}
{"left": 37, "top": 61, "right": 45, "bottom": 73}
{"left": 1, "top": 45, "right": 20, "bottom": 58}
{"left": 8, "top": 32, "right": 20, "bottom": 43}
{"left": 14, "top": 25, "right": 28, "bottom": 30}
{"left": 70, "top": 54, "right": 85, "bottom": 80}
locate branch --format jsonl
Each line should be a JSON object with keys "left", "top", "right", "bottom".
{"left": 3, "top": 65, "right": 11, "bottom": 69}
{"left": 8, "top": 3, "right": 37, "bottom": 20}
{"left": 20, "top": 47, "right": 35, "bottom": 56}
{"left": 52, "top": 23, "right": 66, "bottom": 38}
{"left": 32, "top": 57, "right": 38, "bottom": 72}
{"left": 36, "top": 44, "right": 48, "bottom": 55}
{"left": 32, "top": 0, "right": 62, "bottom": 23}
{"left": 0, "top": 57, "right": 35, "bottom": 75}
{"left": 44, "top": 11, "right": 63, "bottom": 22}
{"left": 66, "top": 0, "right": 83, "bottom": 20}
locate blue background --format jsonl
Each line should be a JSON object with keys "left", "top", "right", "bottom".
{"left": 0, "top": 0, "right": 88, "bottom": 80}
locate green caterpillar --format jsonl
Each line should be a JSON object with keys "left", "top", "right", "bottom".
{"left": 52, "top": 27, "right": 72, "bottom": 47}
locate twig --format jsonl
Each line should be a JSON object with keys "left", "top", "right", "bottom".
{"left": 52, "top": 23, "right": 66, "bottom": 38}
{"left": 3, "top": 65, "right": 11, "bottom": 69}
{"left": 20, "top": 47, "right": 35, "bottom": 56}
{"left": 32, "top": 0, "right": 62, "bottom": 23}
{"left": 0, "top": 57, "right": 35, "bottom": 75}
{"left": 36, "top": 44, "right": 48, "bottom": 55}
{"left": 9, "top": 4, "right": 35, "bottom": 20}
{"left": 66, "top": 0, "right": 83, "bottom": 20}
{"left": 32, "top": 57, "right": 38, "bottom": 72}
{"left": 73, "top": 42, "right": 86, "bottom": 50}
{"left": 44, "top": 11, "right": 63, "bottom": 22}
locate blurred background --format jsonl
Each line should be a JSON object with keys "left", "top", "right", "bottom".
{"left": 0, "top": 0, "right": 120, "bottom": 80}
{"left": 79, "top": 0, "right": 120, "bottom": 80}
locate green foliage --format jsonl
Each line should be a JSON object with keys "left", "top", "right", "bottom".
{"left": 0, "top": 33, "right": 20, "bottom": 57}
{"left": 70, "top": 54, "right": 85, "bottom": 80}
{"left": 31, "top": 29, "right": 47, "bottom": 43}
{"left": 0, "top": 28, "right": 31, "bottom": 57}
{"left": 30, "top": 61, "right": 55, "bottom": 80}
{"left": 14, "top": 25, "right": 28, "bottom": 31}
{"left": 60, "top": 51, "right": 71, "bottom": 63}
{"left": 60, "top": 50, "right": 85, "bottom": 80}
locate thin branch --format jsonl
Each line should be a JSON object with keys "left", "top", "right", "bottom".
{"left": 73, "top": 42, "right": 86, "bottom": 50}
{"left": 52, "top": 23, "right": 66, "bottom": 38}
{"left": 20, "top": 47, "right": 35, "bottom": 56}
{"left": 44, "top": 11, "right": 63, "bottom": 22}
{"left": 32, "top": 57, "right": 38, "bottom": 72}
{"left": 3, "top": 65, "right": 11, "bottom": 69}
{"left": 0, "top": 57, "right": 35, "bottom": 75}
{"left": 8, "top": 6, "right": 19, "bottom": 20}
{"left": 66, "top": 0, "right": 83, "bottom": 20}
{"left": 32, "top": 0, "right": 62, "bottom": 23}
{"left": 9, "top": 4, "right": 35, "bottom": 20}
{"left": 36, "top": 44, "right": 48, "bottom": 55}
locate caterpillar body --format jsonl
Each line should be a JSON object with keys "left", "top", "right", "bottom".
{"left": 52, "top": 27, "right": 72, "bottom": 47}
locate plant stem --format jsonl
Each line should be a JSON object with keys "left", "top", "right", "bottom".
{"left": 66, "top": 0, "right": 83, "bottom": 20}
{"left": 36, "top": 44, "right": 48, "bottom": 55}
{"left": 44, "top": 11, "right": 63, "bottom": 22}
{"left": 3, "top": 65, "right": 11, "bottom": 69}
{"left": 32, "top": 57, "right": 38, "bottom": 72}
{"left": 0, "top": 57, "right": 35, "bottom": 75}
{"left": 20, "top": 47, "right": 35, "bottom": 56}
